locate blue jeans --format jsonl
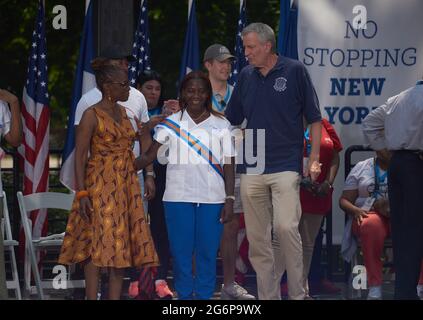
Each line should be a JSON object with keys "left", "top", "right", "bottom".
{"left": 163, "top": 202, "right": 223, "bottom": 300}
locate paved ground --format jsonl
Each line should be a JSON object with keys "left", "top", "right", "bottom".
{"left": 9, "top": 274, "right": 398, "bottom": 300}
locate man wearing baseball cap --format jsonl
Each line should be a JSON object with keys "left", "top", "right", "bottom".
{"left": 204, "top": 44, "right": 255, "bottom": 300}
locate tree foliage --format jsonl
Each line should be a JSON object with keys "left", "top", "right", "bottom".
{"left": 0, "top": 0, "right": 281, "bottom": 148}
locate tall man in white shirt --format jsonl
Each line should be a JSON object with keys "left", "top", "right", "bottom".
{"left": 203, "top": 44, "right": 255, "bottom": 300}
{"left": 362, "top": 78, "right": 423, "bottom": 300}
{"left": 74, "top": 48, "right": 156, "bottom": 202}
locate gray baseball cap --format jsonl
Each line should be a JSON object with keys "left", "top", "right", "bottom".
{"left": 203, "top": 44, "right": 236, "bottom": 62}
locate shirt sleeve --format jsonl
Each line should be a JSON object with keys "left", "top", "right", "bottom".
{"left": 0, "top": 101, "right": 11, "bottom": 136}
{"left": 322, "top": 118, "right": 343, "bottom": 152}
{"left": 299, "top": 64, "right": 322, "bottom": 124}
{"left": 225, "top": 73, "right": 245, "bottom": 126}
{"left": 343, "top": 161, "right": 365, "bottom": 191}
{"left": 153, "top": 125, "right": 170, "bottom": 145}
{"left": 74, "top": 96, "right": 89, "bottom": 125}
{"left": 139, "top": 94, "right": 150, "bottom": 123}
{"left": 221, "top": 121, "right": 237, "bottom": 158}
{"left": 362, "top": 104, "right": 388, "bottom": 150}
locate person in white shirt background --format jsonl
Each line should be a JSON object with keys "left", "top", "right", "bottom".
{"left": 362, "top": 78, "right": 423, "bottom": 300}
{"left": 339, "top": 152, "right": 423, "bottom": 299}
{"left": 135, "top": 71, "right": 236, "bottom": 300}
{"left": 0, "top": 89, "right": 22, "bottom": 300}
{"left": 203, "top": 43, "right": 254, "bottom": 300}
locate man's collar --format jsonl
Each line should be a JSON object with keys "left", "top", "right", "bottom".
{"left": 254, "top": 55, "right": 284, "bottom": 76}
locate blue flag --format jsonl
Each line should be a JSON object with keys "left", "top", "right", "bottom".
{"left": 60, "top": 0, "right": 96, "bottom": 190}
{"left": 179, "top": 0, "right": 200, "bottom": 84}
{"left": 229, "top": 0, "right": 248, "bottom": 86}
{"left": 278, "top": 0, "right": 298, "bottom": 59}
{"left": 129, "top": 0, "right": 151, "bottom": 86}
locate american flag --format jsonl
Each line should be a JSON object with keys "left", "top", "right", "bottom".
{"left": 60, "top": 0, "right": 95, "bottom": 191}
{"left": 19, "top": 0, "right": 50, "bottom": 240}
{"left": 228, "top": 0, "right": 248, "bottom": 86}
{"left": 129, "top": 0, "right": 151, "bottom": 87}
{"left": 179, "top": 0, "right": 200, "bottom": 83}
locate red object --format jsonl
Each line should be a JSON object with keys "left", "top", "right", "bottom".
{"left": 300, "top": 119, "right": 343, "bottom": 214}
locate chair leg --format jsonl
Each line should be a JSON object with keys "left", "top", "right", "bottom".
{"left": 9, "top": 247, "right": 21, "bottom": 300}
{"left": 26, "top": 243, "right": 45, "bottom": 300}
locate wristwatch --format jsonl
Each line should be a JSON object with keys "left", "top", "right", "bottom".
{"left": 146, "top": 171, "right": 156, "bottom": 179}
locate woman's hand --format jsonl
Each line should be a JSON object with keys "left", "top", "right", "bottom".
{"left": 373, "top": 198, "right": 390, "bottom": 218}
{"left": 147, "top": 115, "right": 166, "bottom": 129}
{"left": 79, "top": 197, "right": 93, "bottom": 223}
{"left": 143, "top": 175, "right": 156, "bottom": 201}
{"left": 314, "top": 180, "right": 332, "bottom": 197}
{"left": 220, "top": 200, "right": 235, "bottom": 224}
{"left": 353, "top": 208, "right": 368, "bottom": 225}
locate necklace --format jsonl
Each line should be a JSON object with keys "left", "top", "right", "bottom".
{"left": 188, "top": 109, "right": 208, "bottom": 122}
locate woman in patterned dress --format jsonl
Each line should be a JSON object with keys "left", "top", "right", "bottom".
{"left": 58, "top": 63, "right": 159, "bottom": 300}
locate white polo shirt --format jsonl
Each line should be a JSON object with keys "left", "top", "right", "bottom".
{"left": 154, "top": 111, "right": 235, "bottom": 204}
{"left": 0, "top": 101, "right": 11, "bottom": 193}
{"left": 74, "top": 86, "right": 149, "bottom": 157}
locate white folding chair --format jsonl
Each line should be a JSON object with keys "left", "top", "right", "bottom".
{"left": 17, "top": 191, "right": 84, "bottom": 299}
{"left": 1, "top": 191, "right": 21, "bottom": 300}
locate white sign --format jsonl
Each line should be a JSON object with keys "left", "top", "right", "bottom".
{"left": 298, "top": 0, "right": 423, "bottom": 243}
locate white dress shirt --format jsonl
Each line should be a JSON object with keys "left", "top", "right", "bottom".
{"left": 154, "top": 111, "right": 235, "bottom": 204}
{"left": 74, "top": 86, "right": 149, "bottom": 157}
{"left": 362, "top": 81, "right": 423, "bottom": 151}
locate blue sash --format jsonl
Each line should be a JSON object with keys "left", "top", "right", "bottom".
{"left": 158, "top": 118, "right": 224, "bottom": 179}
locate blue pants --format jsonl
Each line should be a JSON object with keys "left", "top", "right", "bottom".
{"left": 163, "top": 202, "right": 223, "bottom": 300}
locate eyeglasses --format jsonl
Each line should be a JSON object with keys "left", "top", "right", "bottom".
{"left": 107, "top": 81, "right": 130, "bottom": 88}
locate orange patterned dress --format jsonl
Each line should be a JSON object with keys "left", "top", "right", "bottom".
{"left": 58, "top": 106, "right": 159, "bottom": 268}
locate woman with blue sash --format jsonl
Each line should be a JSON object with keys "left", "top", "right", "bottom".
{"left": 135, "top": 71, "right": 236, "bottom": 300}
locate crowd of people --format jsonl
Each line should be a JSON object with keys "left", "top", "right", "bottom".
{"left": 0, "top": 22, "right": 422, "bottom": 301}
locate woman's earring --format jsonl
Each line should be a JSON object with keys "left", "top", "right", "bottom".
{"left": 107, "top": 95, "right": 112, "bottom": 102}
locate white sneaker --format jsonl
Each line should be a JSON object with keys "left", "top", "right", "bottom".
{"left": 417, "top": 284, "right": 423, "bottom": 300}
{"left": 367, "top": 286, "right": 382, "bottom": 300}
{"left": 221, "top": 282, "right": 256, "bottom": 300}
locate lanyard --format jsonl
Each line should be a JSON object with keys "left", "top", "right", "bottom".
{"left": 212, "top": 85, "right": 231, "bottom": 112}
{"left": 373, "top": 157, "right": 387, "bottom": 198}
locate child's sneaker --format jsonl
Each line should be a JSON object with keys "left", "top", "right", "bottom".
{"left": 128, "top": 281, "right": 139, "bottom": 298}
{"left": 155, "top": 280, "right": 174, "bottom": 299}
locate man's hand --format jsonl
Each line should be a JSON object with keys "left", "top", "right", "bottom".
{"left": 144, "top": 176, "right": 156, "bottom": 201}
{"left": 163, "top": 99, "right": 180, "bottom": 115}
{"left": 305, "top": 159, "right": 322, "bottom": 182}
